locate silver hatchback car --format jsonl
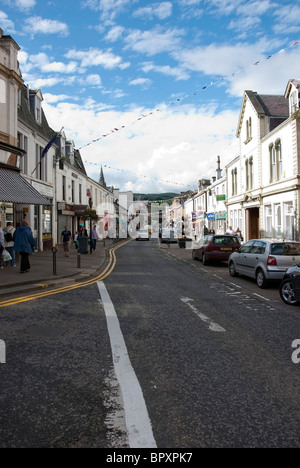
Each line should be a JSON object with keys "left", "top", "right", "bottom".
{"left": 228, "top": 239, "right": 300, "bottom": 288}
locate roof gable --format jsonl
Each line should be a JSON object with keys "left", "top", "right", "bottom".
{"left": 236, "top": 90, "right": 289, "bottom": 137}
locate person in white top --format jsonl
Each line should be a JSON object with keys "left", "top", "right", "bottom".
{"left": 225, "top": 225, "right": 235, "bottom": 235}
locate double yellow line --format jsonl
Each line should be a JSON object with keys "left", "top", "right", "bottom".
{"left": 0, "top": 241, "right": 127, "bottom": 308}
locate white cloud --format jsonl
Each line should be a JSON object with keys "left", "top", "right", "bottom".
{"left": 0, "top": 10, "right": 15, "bottom": 33}
{"left": 105, "top": 26, "right": 124, "bottom": 42}
{"left": 65, "top": 48, "right": 129, "bottom": 70}
{"left": 28, "top": 76, "right": 63, "bottom": 88}
{"left": 141, "top": 61, "right": 190, "bottom": 81}
{"left": 133, "top": 2, "right": 173, "bottom": 20}
{"left": 15, "top": 0, "right": 36, "bottom": 10}
{"left": 85, "top": 74, "right": 102, "bottom": 86}
{"left": 129, "top": 77, "right": 152, "bottom": 89}
{"left": 23, "top": 16, "right": 69, "bottom": 37}
{"left": 237, "top": 0, "right": 274, "bottom": 16}
{"left": 124, "top": 27, "right": 185, "bottom": 56}
{"left": 227, "top": 46, "right": 300, "bottom": 97}
{"left": 273, "top": 5, "right": 300, "bottom": 34}
{"left": 42, "top": 61, "right": 78, "bottom": 74}
{"left": 41, "top": 98, "right": 239, "bottom": 192}
{"left": 174, "top": 43, "right": 260, "bottom": 75}
{"left": 207, "top": 0, "right": 243, "bottom": 15}
{"left": 82, "top": 0, "right": 135, "bottom": 21}
{"left": 43, "top": 93, "right": 72, "bottom": 103}
{"left": 178, "top": 0, "right": 202, "bottom": 5}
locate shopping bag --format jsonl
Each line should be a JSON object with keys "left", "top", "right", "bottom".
{"left": 2, "top": 249, "right": 12, "bottom": 262}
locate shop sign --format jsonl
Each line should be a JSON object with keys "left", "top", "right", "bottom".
{"left": 216, "top": 211, "right": 227, "bottom": 220}
{"left": 216, "top": 195, "right": 226, "bottom": 201}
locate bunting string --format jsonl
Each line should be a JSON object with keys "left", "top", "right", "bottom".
{"left": 84, "top": 161, "right": 197, "bottom": 189}
{"left": 78, "top": 41, "right": 299, "bottom": 150}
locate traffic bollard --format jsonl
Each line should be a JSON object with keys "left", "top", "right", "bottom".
{"left": 77, "top": 252, "right": 81, "bottom": 268}
{"left": 52, "top": 247, "right": 57, "bottom": 275}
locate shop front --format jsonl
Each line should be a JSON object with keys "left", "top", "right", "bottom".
{"left": 215, "top": 211, "right": 227, "bottom": 234}
{"left": 0, "top": 163, "right": 50, "bottom": 248}
{"left": 57, "top": 203, "right": 75, "bottom": 243}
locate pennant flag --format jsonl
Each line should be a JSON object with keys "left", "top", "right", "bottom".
{"left": 41, "top": 133, "right": 59, "bottom": 158}
{"left": 41, "top": 127, "right": 63, "bottom": 158}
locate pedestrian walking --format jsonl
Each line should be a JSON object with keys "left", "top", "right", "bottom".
{"left": 91, "top": 225, "right": 99, "bottom": 251}
{"left": 13, "top": 220, "right": 36, "bottom": 274}
{"left": 61, "top": 226, "right": 72, "bottom": 257}
{"left": 3, "top": 222, "right": 16, "bottom": 267}
{"left": 0, "top": 222, "right": 5, "bottom": 270}
{"left": 235, "top": 227, "right": 243, "bottom": 243}
{"left": 73, "top": 231, "right": 79, "bottom": 249}
{"left": 225, "top": 225, "right": 235, "bottom": 235}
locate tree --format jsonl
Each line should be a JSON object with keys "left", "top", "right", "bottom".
{"left": 82, "top": 208, "right": 99, "bottom": 222}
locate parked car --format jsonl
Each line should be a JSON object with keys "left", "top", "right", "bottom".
{"left": 279, "top": 265, "right": 300, "bottom": 305}
{"left": 228, "top": 239, "right": 300, "bottom": 288}
{"left": 136, "top": 229, "right": 150, "bottom": 241}
{"left": 192, "top": 235, "right": 240, "bottom": 265}
{"left": 161, "top": 229, "right": 177, "bottom": 243}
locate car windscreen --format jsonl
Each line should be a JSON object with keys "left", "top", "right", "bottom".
{"left": 271, "top": 243, "right": 300, "bottom": 256}
{"left": 213, "top": 236, "right": 239, "bottom": 245}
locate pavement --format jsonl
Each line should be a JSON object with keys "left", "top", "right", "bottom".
{"left": 0, "top": 238, "right": 193, "bottom": 299}
{"left": 0, "top": 239, "right": 120, "bottom": 299}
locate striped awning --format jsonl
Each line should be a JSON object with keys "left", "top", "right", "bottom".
{"left": 0, "top": 166, "right": 50, "bottom": 205}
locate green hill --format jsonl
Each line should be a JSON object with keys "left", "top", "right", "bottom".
{"left": 134, "top": 193, "right": 179, "bottom": 204}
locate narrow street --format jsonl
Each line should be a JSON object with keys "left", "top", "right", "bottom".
{"left": 0, "top": 240, "right": 299, "bottom": 448}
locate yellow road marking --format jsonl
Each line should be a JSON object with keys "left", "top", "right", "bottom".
{"left": 0, "top": 240, "right": 128, "bottom": 308}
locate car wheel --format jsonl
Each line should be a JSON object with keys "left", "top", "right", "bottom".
{"left": 279, "top": 279, "right": 299, "bottom": 305}
{"left": 202, "top": 253, "right": 208, "bottom": 265}
{"left": 229, "top": 261, "right": 238, "bottom": 277}
{"left": 256, "top": 268, "right": 268, "bottom": 289}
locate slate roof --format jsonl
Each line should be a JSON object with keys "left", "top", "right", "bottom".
{"left": 237, "top": 90, "right": 289, "bottom": 137}
{"left": 245, "top": 90, "right": 289, "bottom": 118}
{"left": 18, "top": 85, "right": 54, "bottom": 143}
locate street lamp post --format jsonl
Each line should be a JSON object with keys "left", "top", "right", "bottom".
{"left": 89, "top": 197, "right": 93, "bottom": 254}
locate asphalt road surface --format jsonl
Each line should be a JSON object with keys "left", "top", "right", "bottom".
{"left": 0, "top": 239, "right": 299, "bottom": 448}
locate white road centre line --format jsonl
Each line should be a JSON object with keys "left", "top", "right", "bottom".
{"left": 97, "top": 281, "right": 157, "bottom": 449}
{"left": 181, "top": 297, "right": 226, "bottom": 333}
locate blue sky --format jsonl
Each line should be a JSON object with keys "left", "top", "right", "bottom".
{"left": 1, "top": 0, "right": 300, "bottom": 193}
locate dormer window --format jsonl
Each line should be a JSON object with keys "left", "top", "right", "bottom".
{"left": 29, "top": 89, "right": 43, "bottom": 124}
{"left": 245, "top": 117, "right": 252, "bottom": 144}
{"left": 35, "top": 97, "right": 41, "bottom": 123}
{"left": 291, "top": 91, "right": 298, "bottom": 113}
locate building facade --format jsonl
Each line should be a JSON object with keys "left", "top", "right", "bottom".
{"left": 0, "top": 29, "right": 116, "bottom": 251}
{"left": 227, "top": 82, "right": 300, "bottom": 242}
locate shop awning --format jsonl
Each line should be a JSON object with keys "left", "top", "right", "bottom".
{"left": 0, "top": 165, "right": 50, "bottom": 205}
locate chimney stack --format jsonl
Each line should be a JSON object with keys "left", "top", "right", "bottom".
{"left": 216, "top": 155, "right": 222, "bottom": 180}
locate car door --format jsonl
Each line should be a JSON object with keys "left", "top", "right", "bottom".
{"left": 247, "top": 240, "right": 267, "bottom": 278}
{"left": 196, "top": 235, "right": 210, "bottom": 258}
{"left": 234, "top": 241, "right": 254, "bottom": 275}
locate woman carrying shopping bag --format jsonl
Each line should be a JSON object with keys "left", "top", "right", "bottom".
{"left": 13, "top": 220, "right": 36, "bottom": 274}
